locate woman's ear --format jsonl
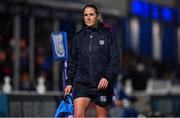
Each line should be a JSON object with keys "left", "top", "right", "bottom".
{"left": 98, "top": 13, "right": 103, "bottom": 23}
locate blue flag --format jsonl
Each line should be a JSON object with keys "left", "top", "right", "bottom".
{"left": 54, "top": 95, "right": 74, "bottom": 118}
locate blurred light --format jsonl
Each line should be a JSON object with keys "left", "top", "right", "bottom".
{"left": 152, "top": 4, "right": 159, "bottom": 20}
{"left": 131, "top": 0, "right": 142, "bottom": 15}
{"left": 131, "top": 0, "right": 150, "bottom": 19}
{"left": 131, "top": 0, "right": 177, "bottom": 23}
{"left": 162, "top": 7, "right": 172, "bottom": 22}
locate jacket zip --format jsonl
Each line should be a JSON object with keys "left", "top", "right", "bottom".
{"left": 89, "top": 34, "right": 93, "bottom": 75}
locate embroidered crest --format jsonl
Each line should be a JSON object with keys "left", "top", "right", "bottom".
{"left": 100, "top": 96, "right": 107, "bottom": 102}
{"left": 99, "top": 40, "right": 104, "bottom": 45}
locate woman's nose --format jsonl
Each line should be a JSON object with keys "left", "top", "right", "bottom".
{"left": 87, "top": 16, "right": 90, "bottom": 20}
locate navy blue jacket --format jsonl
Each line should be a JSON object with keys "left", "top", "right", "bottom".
{"left": 66, "top": 26, "right": 121, "bottom": 92}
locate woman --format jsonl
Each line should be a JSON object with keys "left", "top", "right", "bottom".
{"left": 64, "top": 4, "right": 121, "bottom": 117}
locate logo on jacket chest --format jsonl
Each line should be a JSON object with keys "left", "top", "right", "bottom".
{"left": 99, "top": 40, "right": 105, "bottom": 45}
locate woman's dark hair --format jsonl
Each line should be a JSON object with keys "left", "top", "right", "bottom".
{"left": 82, "top": 4, "right": 100, "bottom": 15}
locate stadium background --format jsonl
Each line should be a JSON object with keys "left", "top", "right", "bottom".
{"left": 0, "top": 0, "right": 180, "bottom": 117}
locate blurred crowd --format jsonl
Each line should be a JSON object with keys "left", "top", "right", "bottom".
{"left": 122, "top": 50, "right": 180, "bottom": 92}
{"left": 0, "top": 15, "right": 54, "bottom": 91}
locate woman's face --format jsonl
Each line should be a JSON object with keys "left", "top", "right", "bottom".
{"left": 84, "top": 7, "right": 99, "bottom": 27}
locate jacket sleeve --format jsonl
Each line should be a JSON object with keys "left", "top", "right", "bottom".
{"left": 66, "top": 36, "right": 77, "bottom": 85}
{"left": 104, "top": 33, "right": 121, "bottom": 82}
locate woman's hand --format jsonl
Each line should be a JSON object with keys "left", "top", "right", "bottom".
{"left": 64, "top": 85, "right": 72, "bottom": 95}
{"left": 98, "top": 78, "right": 109, "bottom": 89}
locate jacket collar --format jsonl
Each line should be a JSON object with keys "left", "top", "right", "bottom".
{"left": 83, "top": 25, "right": 106, "bottom": 34}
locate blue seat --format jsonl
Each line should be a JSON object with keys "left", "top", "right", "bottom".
{"left": 0, "top": 94, "right": 8, "bottom": 117}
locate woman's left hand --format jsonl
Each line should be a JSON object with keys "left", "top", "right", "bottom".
{"left": 98, "top": 78, "right": 109, "bottom": 89}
